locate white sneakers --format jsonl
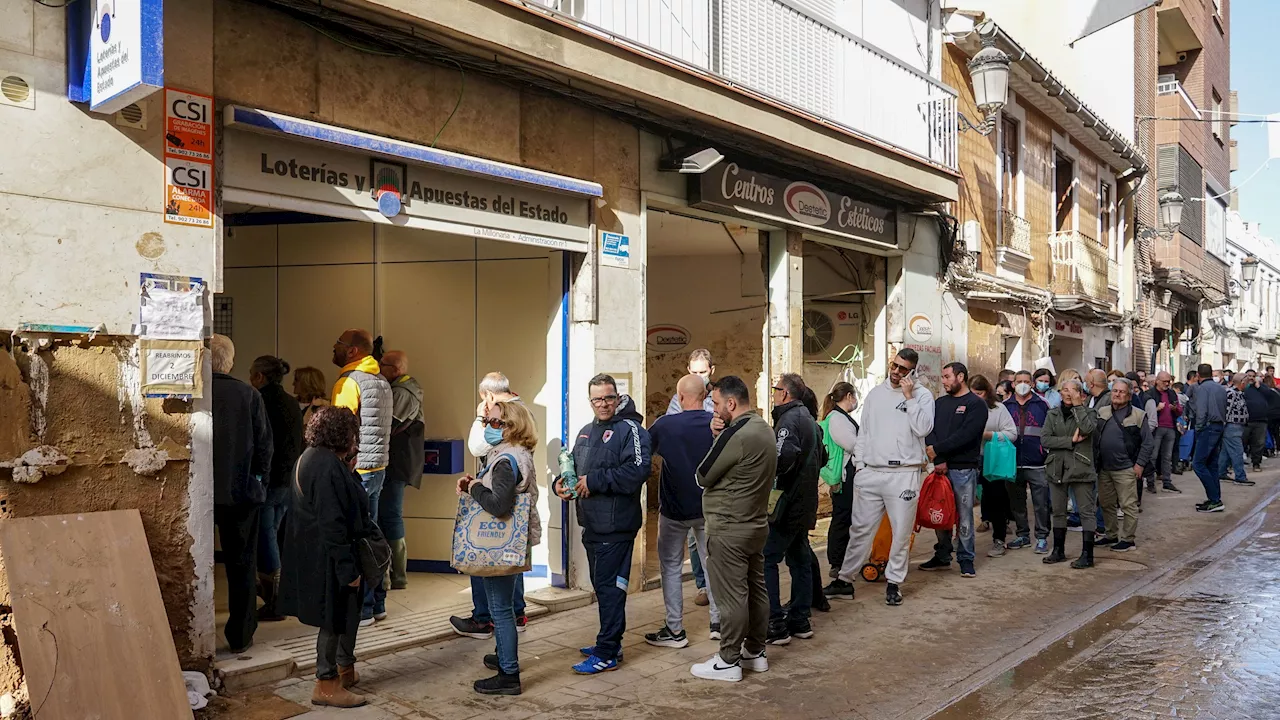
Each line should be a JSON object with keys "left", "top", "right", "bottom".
{"left": 740, "top": 648, "right": 769, "bottom": 673}
{"left": 691, "top": 654, "right": 742, "bottom": 682}
{"left": 690, "top": 648, "right": 768, "bottom": 682}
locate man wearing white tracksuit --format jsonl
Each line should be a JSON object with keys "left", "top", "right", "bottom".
{"left": 837, "top": 348, "right": 935, "bottom": 606}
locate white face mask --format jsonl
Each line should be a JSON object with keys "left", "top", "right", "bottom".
{"left": 1015, "top": 382, "right": 1032, "bottom": 397}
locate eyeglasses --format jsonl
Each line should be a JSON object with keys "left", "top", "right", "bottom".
{"left": 589, "top": 395, "right": 620, "bottom": 406}
{"left": 772, "top": 386, "right": 784, "bottom": 393}
{"left": 891, "top": 362, "right": 915, "bottom": 374}
{"left": 482, "top": 418, "right": 509, "bottom": 429}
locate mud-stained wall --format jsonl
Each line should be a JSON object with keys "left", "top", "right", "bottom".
{"left": 0, "top": 342, "right": 201, "bottom": 712}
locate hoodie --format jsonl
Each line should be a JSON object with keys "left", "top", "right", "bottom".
{"left": 1004, "top": 393, "right": 1050, "bottom": 468}
{"left": 571, "top": 395, "right": 653, "bottom": 542}
{"left": 854, "top": 379, "right": 934, "bottom": 470}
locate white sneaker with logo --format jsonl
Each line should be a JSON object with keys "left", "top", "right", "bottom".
{"left": 691, "top": 653, "right": 742, "bottom": 682}
{"left": 740, "top": 648, "right": 769, "bottom": 673}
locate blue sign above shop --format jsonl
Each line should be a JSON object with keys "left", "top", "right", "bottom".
{"left": 67, "top": 0, "right": 165, "bottom": 114}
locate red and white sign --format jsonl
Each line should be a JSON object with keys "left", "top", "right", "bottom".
{"left": 783, "top": 181, "right": 831, "bottom": 225}
{"left": 1053, "top": 319, "right": 1084, "bottom": 338}
{"left": 164, "top": 88, "right": 215, "bottom": 227}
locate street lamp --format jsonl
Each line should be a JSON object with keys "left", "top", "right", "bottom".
{"left": 959, "top": 35, "right": 1011, "bottom": 136}
{"left": 1241, "top": 255, "right": 1260, "bottom": 289}
{"left": 1158, "top": 191, "right": 1184, "bottom": 237}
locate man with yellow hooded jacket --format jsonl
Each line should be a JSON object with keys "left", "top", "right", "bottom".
{"left": 331, "top": 328, "right": 392, "bottom": 626}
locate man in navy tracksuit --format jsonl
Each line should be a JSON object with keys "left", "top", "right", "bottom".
{"left": 557, "top": 374, "right": 652, "bottom": 674}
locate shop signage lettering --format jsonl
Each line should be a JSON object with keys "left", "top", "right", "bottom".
{"left": 646, "top": 324, "right": 691, "bottom": 353}
{"left": 691, "top": 163, "right": 896, "bottom": 246}
{"left": 73, "top": 0, "right": 164, "bottom": 114}
{"left": 257, "top": 152, "right": 572, "bottom": 224}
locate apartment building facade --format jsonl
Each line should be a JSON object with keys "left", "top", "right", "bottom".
{"left": 0, "top": 0, "right": 961, "bottom": 698}
{"left": 1147, "top": 0, "right": 1235, "bottom": 375}
{"left": 942, "top": 2, "right": 1146, "bottom": 378}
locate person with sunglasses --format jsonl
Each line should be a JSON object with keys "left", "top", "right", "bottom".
{"left": 835, "top": 348, "right": 934, "bottom": 606}
{"left": 556, "top": 375, "right": 652, "bottom": 675}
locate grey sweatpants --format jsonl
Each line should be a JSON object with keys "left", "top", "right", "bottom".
{"left": 705, "top": 530, "right": 768, "bottom": 665}
{"left": 657, "top": 514, "right": 720, "bottom": 632}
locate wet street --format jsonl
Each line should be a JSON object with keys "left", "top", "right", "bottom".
{"left": 933, "top": 495, "right": 1280, "bottom": 720}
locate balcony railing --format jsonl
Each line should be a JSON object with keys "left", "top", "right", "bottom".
{"left": 1157, "top": 77, "right": 1202, "bottom": 119}
{"left": 998, "top": 210, "right": 1031, "bottom": 256}
{"left": 1050, "top": 230, "right": 1111, "bottom": 303}
{"left": 527, "top": 0, "right": 958, "bottom": 170}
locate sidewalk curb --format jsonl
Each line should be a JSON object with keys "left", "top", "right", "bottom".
{"left": 898, "top": 479, "right": 1280, "bottom": 720}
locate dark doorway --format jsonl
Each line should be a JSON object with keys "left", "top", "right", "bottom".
{"left": 1055, "top": 152, "right": 1075, "bottom": 232}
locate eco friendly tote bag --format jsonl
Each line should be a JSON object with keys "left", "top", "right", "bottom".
{"left": 451, "top": 455, "right": 533, "bottom": 576}
{"left": 982, "top": 435, "right": 1017, "bottom": 482}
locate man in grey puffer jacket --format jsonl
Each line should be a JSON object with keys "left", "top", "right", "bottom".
{"left": 331, "top": 328, "right": 392, "bottom": 625}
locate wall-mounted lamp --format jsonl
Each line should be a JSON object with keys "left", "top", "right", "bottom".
{"left": 959, "top": 35, "right": 1011, "bottom": 136}
{"left": 659, "top": 146, "right": 725, "bottom": 174}
{"left": 1241, "top": 255, "right": 1260, "bottom": 289}
{"left": 1161, "top": 289, "right": 1173, "bottom": 305}
{"left": 1158, "top": 191, "right": 1184, "bottom": 238}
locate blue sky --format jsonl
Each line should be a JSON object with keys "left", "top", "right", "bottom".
{"left": 1230, "top": 0, "right": 1278, "bottom": 238}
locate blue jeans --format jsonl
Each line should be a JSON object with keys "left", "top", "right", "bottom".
{"left": 688, "top": 530, "right": 706, "bottom": 590}
{"left": 472, "top": 573, "right": 526, "bottom": 623}
{"left": 257, "top": 485, "right": 290, "bottom": 573}
{"left": 1193, "top": 423, "right": 1225, "bottom": 503}
{"left": 1218, "top": 423, "right": 1248, "bottom": 483}
{"left": 378, "top": 476, "right": 406, "bottom": 541}
{"left": 360, "top": 469, "right": 387, "bottom": 619}
{"left": 483, "top": 574, "right": 520, "bottom": 674}
{"left": 932, "top": 468, "right": 977, "bottom": 563}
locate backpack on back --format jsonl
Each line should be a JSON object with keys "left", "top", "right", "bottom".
{"left": 915, "top": 469, "right": 957, "bottom": 530}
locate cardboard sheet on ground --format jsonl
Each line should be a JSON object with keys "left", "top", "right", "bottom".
{"left": 0, "top": 510, "right": 192, "bottom": 719}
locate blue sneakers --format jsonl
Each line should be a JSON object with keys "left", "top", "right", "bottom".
{"left": 573, "top": 655, "right": 619, "bottom": 675}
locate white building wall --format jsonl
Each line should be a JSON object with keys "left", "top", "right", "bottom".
{"left": 943, "top": 0, "right": 1137, "bottom": 146}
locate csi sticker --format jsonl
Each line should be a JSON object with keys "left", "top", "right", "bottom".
{"left": 646, "top": 324, "right": 691, "bottom": 353}
{"left": 164, "top": 158, "right": 214, "bottom": 227}
{"left": 908, "top": 314, "right": 933, "bottom": 342}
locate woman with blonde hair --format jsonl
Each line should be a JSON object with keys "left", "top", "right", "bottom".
{"left": 457, "top": 401, "right": 542, "bottom": 696}
{"left": 293, "top": 366, "right": 330, "bottom": 427}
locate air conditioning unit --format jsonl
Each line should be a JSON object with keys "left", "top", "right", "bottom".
{"left": 802, "top": 303, "right": 865, "bottom": 362}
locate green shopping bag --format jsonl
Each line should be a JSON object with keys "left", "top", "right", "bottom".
{"left": 982, "top": 435, "right": 1017, "bottom": 482}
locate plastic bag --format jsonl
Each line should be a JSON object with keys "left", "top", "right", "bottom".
{"left": 982, "top": 435, "right": 1017, "bottom": 482}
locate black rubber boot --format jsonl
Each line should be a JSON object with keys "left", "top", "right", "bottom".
{"left": 1043, "top": 528, "right": 1068, "bottom": 564}
{"left": 1072, "top": 538, "right": 1095, "bottom": 569}
{"left": 258, "top": 570, "right": 286, "bottom": 621}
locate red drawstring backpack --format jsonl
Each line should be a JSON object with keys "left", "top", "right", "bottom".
{"left": 915, "top": 469, "right": 957, "bottom": 530}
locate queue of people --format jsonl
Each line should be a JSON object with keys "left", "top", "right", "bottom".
{"left": 214, "top": 331, "right": 1279, "bottom": 705}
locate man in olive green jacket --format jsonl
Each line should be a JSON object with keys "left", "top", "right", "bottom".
{"left": 1040, "top": 378, "right": 1099, "bottom": 569}
{"left": 689, "top": 376, "right": 777, "bottom": 683}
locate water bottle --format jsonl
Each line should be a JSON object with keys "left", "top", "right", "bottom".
{"left": 558, "top": 448, "right": 578, "bottom": 498}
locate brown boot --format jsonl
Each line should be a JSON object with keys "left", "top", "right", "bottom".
{"left": 311, "top": 677, "right": 366, "bottom": 708}
{"left": 338, "top": 664, "right": 360, "bottom": 689}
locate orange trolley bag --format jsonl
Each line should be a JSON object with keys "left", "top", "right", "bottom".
{"left": 859, "top": 512, "right": 916, "bottom": 582}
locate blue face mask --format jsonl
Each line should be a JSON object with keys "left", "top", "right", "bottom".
{"left": 483, "top": 426, "right": 504, "bottom": 447}
{"left": 1108, "top": 380, "right": 1115, "bottom": 391}
{"left": 1036, "top": 381, "right": 1050, "bottom": 392}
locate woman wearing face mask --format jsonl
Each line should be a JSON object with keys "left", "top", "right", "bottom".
{"left": 995, "top": 380, "right": 1014, "bottom": 404}
{"left": 1033, "top": 369, "right": 1061, "bottom": 409}
{"left": 972, "top": 375, "right": 1017, "bottom": 557}
{"left": 457, "top": 401, "right": 542, "bottom": 696}
{"left": 818, "top": 383, "right": 860, "bottom": 600}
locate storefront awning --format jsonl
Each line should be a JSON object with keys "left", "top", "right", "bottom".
{"left": 221, "top": 106, "right": 598, "bottom": 253}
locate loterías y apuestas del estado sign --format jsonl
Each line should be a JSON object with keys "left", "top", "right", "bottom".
{"left": 689, "top": 162, "right": 897, "bottom": 247}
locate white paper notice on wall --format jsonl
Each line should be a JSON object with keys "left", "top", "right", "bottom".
{"left": 601, "top": 232, "right": 630, "bottom": 269}
{"left": 140, "top": 273, "right": 205, "bottom": 340}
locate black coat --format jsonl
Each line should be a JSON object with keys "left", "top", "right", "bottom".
{"left": 770, "top": 401, "right": 820, "bottom": 532}
{"left": 212, "top": 373, "right": 272, "bottom": 506}
{"left": 259, "top": 382, "right": 304, "bottom": 490}
{"left": 278, "top": 447, "right": 372, "bottom": 634}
